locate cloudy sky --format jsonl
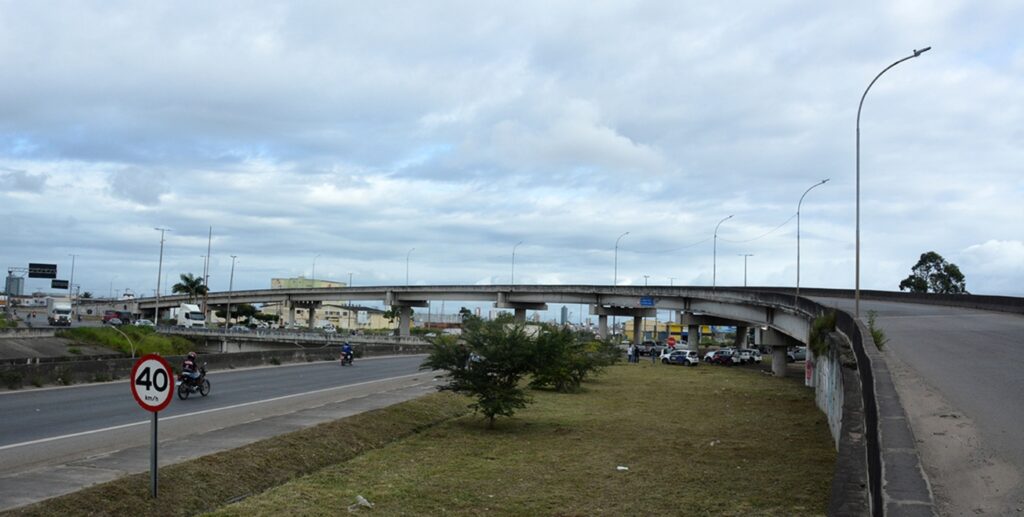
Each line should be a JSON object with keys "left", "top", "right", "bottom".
{"left": 2, "top": 1, "right": 1022, "bottom": 303}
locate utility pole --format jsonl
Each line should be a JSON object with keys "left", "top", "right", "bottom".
{"left": 154, "top": 228, "right": 170, "bottom": 324}
{"left": 225, "top": 255, "right": 237, "bottom": 328}
{"left": 738, "top": 254, "right": 754, "bottom": 287}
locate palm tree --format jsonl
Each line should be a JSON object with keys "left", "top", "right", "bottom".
{"left": 172, "top": 273, "right": 208, "bottom": 303}
{"left": 80, "top": 292, "right": 93, "bottom": 299}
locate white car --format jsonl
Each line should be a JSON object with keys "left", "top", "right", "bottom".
{"left": 133, "top": 319, "right": 155, "bottom": 327}
{"left": 663, "top": 349, "right": 700, "bottom": 366}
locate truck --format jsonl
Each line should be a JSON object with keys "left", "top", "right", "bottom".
{"left": 46, "top": 298, "right": 73, "bottom": 326}
{"left": 175, "top": 303, "right": 206, "bottom": 328}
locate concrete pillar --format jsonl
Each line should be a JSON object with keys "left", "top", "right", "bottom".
{"left": 688, "top": 324, "right": 700, "bottom": 351}
{"left": 632, "top": 316, "right": 642, "bottom": 345}
{"left": 772, "top": 346, "right": 788, "bottom": 377}
{"left": 287, "top": 303, "right": 296, "bottom": 326}
{"left": 514, "top": 308, "right": 526, "bottom": 323}
{"left": 598, "top": 315, "right": 608, "bottom": 339}
{"left": 733, "top": 325, "right": 748, "bottom": 349}
{"left": 398, "top": 306, "right": 412, "bottom": 337}
{"left": 307, "top": 307, "right": 316, "bottom": 329}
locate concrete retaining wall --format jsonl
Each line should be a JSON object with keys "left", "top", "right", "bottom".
{"left": 0, "top": 329, "right": 57, "bottom": 339}
{"left": 0, "top": 343, "right": 431, "bottom": 390}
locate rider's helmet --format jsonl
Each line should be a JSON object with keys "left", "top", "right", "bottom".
{"left": 187, "top": 351, "right": 197, "bottom": 361}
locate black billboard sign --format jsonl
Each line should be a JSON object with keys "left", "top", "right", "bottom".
{"left": 28, "top": 263, "right": 57, "bottom": 279}
{"left": 52, "top": 279, "right": 69, "bottom": 289}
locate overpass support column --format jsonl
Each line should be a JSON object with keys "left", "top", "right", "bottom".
{"left": 633, "top": 316, "right": 642, "bottom": 345}
{"left": 733, "top": 325, "right": 749, "bottom": 349}
{"left": 598, "top": 315, "right": 608, "bottom": 339}
{"left": 759, "top": 328, "right": 791, "bottom": 378}
{"left": 688, "top": 324, "right": 700, "bottom": 351}
{"left": 287, "top": 303, "right": 296, "bottom": 327}
{"left": 514, "top": 308, "right": 526, "bottom": 323}
{"left": 399, "top": 306, "right": 413, "bottom": 337}
{"left": 307, "top": 308, "right": 316, "bottom": 329}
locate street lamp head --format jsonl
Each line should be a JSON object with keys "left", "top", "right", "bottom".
{"left": 913, "top": 46, "right": 932, "bottom": 57}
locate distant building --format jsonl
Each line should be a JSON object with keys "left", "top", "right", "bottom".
{"left": 259, "top": 302, "right": 396, "bottom": 331}
{"left": 560, "top": 305, "right": 568, "bottom": 325}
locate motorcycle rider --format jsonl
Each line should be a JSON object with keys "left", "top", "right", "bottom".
{"left": 182, "top": 351, "right": 201, "bottom": 385}
{"left": 341, "top": 342, "right": 354, "bottom": 364}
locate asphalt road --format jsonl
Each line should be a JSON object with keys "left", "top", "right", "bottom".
{"left": 814, "top": 297, "right": 1024, "bottom": 512}
{"left": 0, "top": 355, "right": 427, "bottom": 449}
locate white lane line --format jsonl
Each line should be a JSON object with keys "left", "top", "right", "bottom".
{"left": 0, "top": 372, "right": 426, "bottom": 451}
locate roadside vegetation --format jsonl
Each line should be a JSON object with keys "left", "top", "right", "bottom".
{"left": 0, "top": 314, "right": 15, "bottom": 329}
{"left": 56, "top": 326, "right": 194, "bottom": 356}
{"left": 422, "top": 314, "right": 619, "bottom": 427}
{"left": 212, "top": 363, "right": 834, "bottom": 516}
{"left": 866, "top": 310, "right": 888, "bottom": 350}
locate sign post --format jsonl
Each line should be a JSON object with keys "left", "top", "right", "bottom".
{"left": 130, "top": 354, "right": 174, "bottom": 498}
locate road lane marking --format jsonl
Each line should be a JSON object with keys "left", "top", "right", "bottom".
{"left": 0, "top": 372, "right": 429, "bottom": 451}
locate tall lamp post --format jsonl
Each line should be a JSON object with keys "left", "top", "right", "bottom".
{"left": 856, "top": 47, "right": 931, "bottom": 317}
{"left": 67, "top": 253, "right": 78, "bottom": 316}
{"left": 738, "top": 253, "right": 754, "bottom": 287}
{"left": 311, "top": 254, "right": 321, "bottom": 286}
{"left": 405, "top": 248, "right": 415, "bottom": 286}
{"left": 712, "top": 215, "right": 733, "bottom": 289}
{"left": 225, "top": 255, "right": 237, "bottom": 328}
{"left": 154, "top": 228, "right": 170, "bottom": 324}
{"left": 797, "top": 179, "right": 829, "bottom": 304}
{"left": 511, "top": 241, "right": 523, "bottom": 285}
{"left": 613, "top": 231, "right": 630, "bottom": 286}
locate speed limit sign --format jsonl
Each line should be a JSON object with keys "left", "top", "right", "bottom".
{"left": 131, "top": 354, "right": 174, "bottom": 412}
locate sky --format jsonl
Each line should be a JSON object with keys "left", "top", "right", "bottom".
{"left": 2, "top": 0, "right": 1023, "bottom": 304}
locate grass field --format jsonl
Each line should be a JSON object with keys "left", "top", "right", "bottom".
{"left": 211, "top": 362, "right": 835, "bottom": 516}
{"left": 56, "top": 326, "right": 194, "bottom": 356}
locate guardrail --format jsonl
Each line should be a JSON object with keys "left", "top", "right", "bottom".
{"left": 156, "top": 326, "right": 428, "bottom": 345}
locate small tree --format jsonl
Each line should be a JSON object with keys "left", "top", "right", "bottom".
{"left": 898, "top": 251, "right": 967, "bottom": 294}
{"left": 421, "top": 319, "right": 536, "bottom": 428}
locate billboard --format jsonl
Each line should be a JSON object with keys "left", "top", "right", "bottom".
{"left": 28, "top": 263, "right": 57, "bottom": 279}
{"left": 52, "top": 279, "right": 70, "bottom": 289}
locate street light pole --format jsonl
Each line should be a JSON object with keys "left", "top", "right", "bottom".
{"left": 311, "top": 254, "right": 321, "bottom": 286}
{"left": 406, "top": 248, "right": 415, "bottom": 286}
{"left": 154, "top": 228, "right": 170, "bottom": 324}
{"left": 67, "top": 254, "right": 77, "bottom": 316}
{"left": 511, "top": 241, "right": 523, "bottom": 285}
{"left": 613, "top": 231, "right": 630, "bottom": 286}
{"left": 643, "top": 275, "right": 649, "bottom": 287}
{"left": 226, "top": 255, "right": 237, "bottom": 328}
{"left": 857, "top": 47, "right": 931, "bottom": 318}
{"left": 712, "top": 215, "right": 733, "bottom": 289}
{"left": 738, "top": 254, "right": 754, "bottom": 287}
{"left": 669, "top": 277, "right": 676, "bottom": 287}
{"left": 797, "top": 179, "right": 830, "bottom": 304}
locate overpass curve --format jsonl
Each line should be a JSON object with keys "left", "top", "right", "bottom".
{"left": 814, "top": 296, "right": 1024, "bottom": 515}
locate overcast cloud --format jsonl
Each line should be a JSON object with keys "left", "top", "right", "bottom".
{"left": 2, "top": 1, "right": 1022, "bottom": 304}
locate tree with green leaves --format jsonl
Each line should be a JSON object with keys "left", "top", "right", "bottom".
{"left": 80, "top": 292, "right": 93, "bottom": 299}
{"left": 898, "top": 251, "right": 967, "bottom": 294}
{"left": 421, "top": 318, "right": 536, "bottom": 428}
{"left": 529, "top": 326, "right": 620, "bottom": 393}
{"left": 172, "top": 273, "right": 208, "bottom": 303}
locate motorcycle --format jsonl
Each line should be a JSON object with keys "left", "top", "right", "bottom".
{"left": 177, "top": 362, "right": 211, "bottom": 400}
{"left": 340, "top": 350, "right": 354, "bottom": 367}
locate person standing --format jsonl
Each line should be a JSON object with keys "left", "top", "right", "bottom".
{"left": 627, "top": 343, "right": 635, "bottom": 363}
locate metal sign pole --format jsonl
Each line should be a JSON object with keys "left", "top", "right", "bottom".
{"left": 151, "top": 411, "right": 158, "bottom": 498}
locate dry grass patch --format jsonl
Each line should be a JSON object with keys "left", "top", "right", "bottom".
{"left": 212, "top": 363, "right": 835, "bottom": 516}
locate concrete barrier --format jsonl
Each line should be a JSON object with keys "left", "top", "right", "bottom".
{"left": 0, "top": 343, "right": 431, "bottom": 390}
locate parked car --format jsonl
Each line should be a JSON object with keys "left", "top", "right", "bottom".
{"left": 229, "top": 325, "right": 251, "bottom": 332}
{"left": 708, "top": 349, "right": 740, "bottom": 366}
{"left": 103, "top": 310, "right": 133, "bottom": 325}
{"left": 106, "top": 318, "right": 123, "bottom": 326}
{"left": 787, "top": 346, "right": 807, "bottom": 362}
{"left": 640, "top": 340, "right": 663, "bottom": 356}
{"left": 133, "top": 319, "right": 155, "bottom": 327}
{"left": 663, "top": 349, "right": 700, "bottom": 366}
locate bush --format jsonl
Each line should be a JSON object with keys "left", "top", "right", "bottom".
{"left": 2, "top": 370, "right": 24, "bottom": 389}
{"left": 53, "top": 366, "right": 73, "bottom": 386}
{"left": 809, "top": 311, "right": 837, "bottom": 356}
{"left": 67, "top": 347, "right": 82, "bottom": 355}
{"left": 270, "top": 357, "right": 281, "bottom": 365}
{"left": 421, "top": 320, "right": 535, "bottom": 428}
{"left": 529, "top": 328, "right": 619, "bottom": 393}
{"left": 57, "top": 327, "right": 194, "bottom": 356}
